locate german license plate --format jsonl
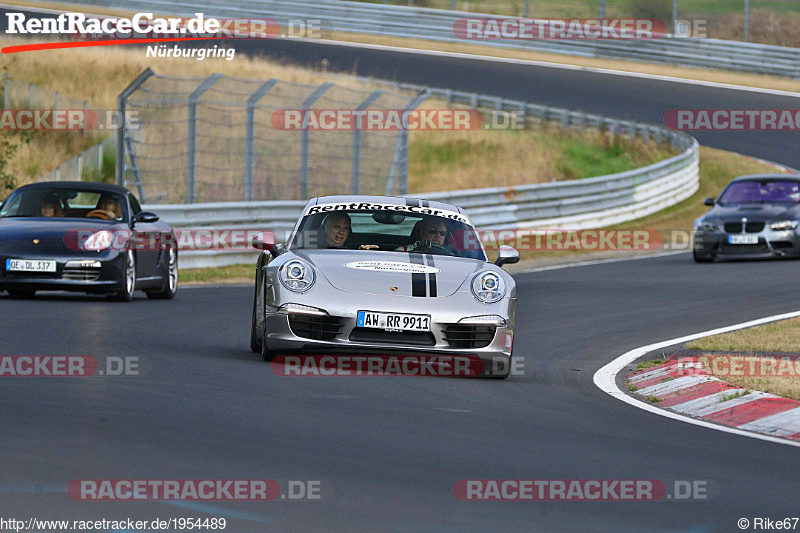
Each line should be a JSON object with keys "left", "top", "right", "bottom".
{"left": 5, "top": 259, "right": 56, "bottom": 272}
{"left": 357, "top": 311, "right": 431, "bottom": 331}
{"left": 728, "top": 235, "right": 758, "bottom": 244}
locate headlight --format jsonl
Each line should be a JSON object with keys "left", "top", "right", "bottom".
{"left": 82, "top": 230, "right": 113, "bottom": 251}
{"left": 770, "top": 220, "right": 799, "bottom": 231}
{"left": 471, "top": 271, "right": 505, "bottom": 303}
{"left": 694, "top": 221, "right": 720, "bottom": 232}
{"left": 279, "top": 260, "right": 315, "bottom": 292}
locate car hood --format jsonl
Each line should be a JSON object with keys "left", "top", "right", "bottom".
{"left": 706, "top": 204, "right": 800, "bottom": 221}
{"left": 292, "top": 249, "right": 486, "bottom": 297}
{"left": 0, "top": 218, "right": 119, "bottom": 254}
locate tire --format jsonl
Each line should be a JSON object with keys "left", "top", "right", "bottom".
{"left": 109, "top": 250, "right": 136, "bottom": 302}
{"left": 250, "top": 272, "right": 262, "bottom": 354}
{"left": 487, "top": 353, "right": 512, "bottom": 379}
{"left": 261, "top": 321, "right": 277, "bottom": 362}
{"left": 146, "top": 248, "right": 178, "bottom": 300}
{"left": 693, "top": 249, "right": 714, "bottom": 263}
{"left": 7, "top": 289, "right": 35, "bottom": 299}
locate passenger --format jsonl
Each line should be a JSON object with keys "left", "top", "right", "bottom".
{"left": 397, "top": 217, "right": 449, "bottom": 252}
{"left": 38, "top": 195, "right": 63, "bottom": 217}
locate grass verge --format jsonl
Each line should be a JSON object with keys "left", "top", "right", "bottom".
{"left": 686, "top": 318, "right": 800, "bottom": 401}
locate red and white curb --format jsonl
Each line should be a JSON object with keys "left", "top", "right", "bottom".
{"left": 594, "top": 309, "right": 800, "bottom": 448}
{"left": 627, "top": 358, "right": 800, "bottom": 441}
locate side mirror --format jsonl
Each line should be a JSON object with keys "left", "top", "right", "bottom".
{"left": 495, "top": 245, "right": 520, "bottom": 268}
{"left": 132, "top": 211, "right": 159, "bottom": 224}
{"left": 251, "top": 231, "right": 277, "bottom": 255}
{"left": 703, "top": 197, "right": 715, "bottom": 206}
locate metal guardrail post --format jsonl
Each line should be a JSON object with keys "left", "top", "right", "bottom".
{"left": 3, "top": 74, "right": 7, "bottom": 109}
{"left": 186, "top": 73, "right": 223, "bottom": 204}
{"left": 116, "top": 67, "right": 155, "bottom": 187}
{"left": 245, "top": 79, "right": 280, "bottom": 201}
{"left": 352, "top": 89, "right": 385, "bottom": 195}
{"left": 300, "top": 83, "right": 334, "bottom": 200}
{"left": 28, "top": 83, "right": 33, "bottom": 109}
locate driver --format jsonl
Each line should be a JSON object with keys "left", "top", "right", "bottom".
{"left": 96, "top": 194, "right": 122, "bottom": 219}
{"left": 321, "top": 212, "right": 352, "bottom": 249}
{"left": 397, "top": 217, "right": 449, "bottom": 252}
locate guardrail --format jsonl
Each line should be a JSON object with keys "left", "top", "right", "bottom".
{"left": 57, "top": 0, "right": 800, "bottom": 78}
{"left": 149, "top": 142, "right": 698, "bottom": 268}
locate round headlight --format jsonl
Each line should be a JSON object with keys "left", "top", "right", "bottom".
{"left": 279, "top": 260, "right": 315, "bottom": 292}
{"left": 471, "top": 271, "right": 505, "bottom": 303}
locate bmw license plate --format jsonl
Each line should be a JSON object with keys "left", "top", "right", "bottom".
{"left": 728, "top": 235, "right": 758, "bottom": 245}
{"left": 357, "top": 311, "right": 431, "bottom": 332}
{"left": 6, "top": 259, "right": 56, "bottom": 272}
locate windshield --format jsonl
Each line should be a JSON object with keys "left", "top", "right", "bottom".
{"left": 290, "top": 206, "right": 487, "bottom": 261}
{"left": 0, "top": 188, "right": 128, "bottom": 222}
{"left": 718, "top": 180, "right": 800, "bottom": 205}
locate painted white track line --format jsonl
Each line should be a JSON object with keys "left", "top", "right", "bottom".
{"left": 594, "top": 310, "right": 800, "bottom": 448}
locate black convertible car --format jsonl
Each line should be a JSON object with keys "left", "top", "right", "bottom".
{"left": 693, "top": 173, "right": 800, "bottom": 262}
{"left": 0, "top": 182, "right": 177, "bottom": 300}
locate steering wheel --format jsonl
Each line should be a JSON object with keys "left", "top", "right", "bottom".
{"left": 85, "top": 209, "right": 116, "bottom": 220}
{"left": 414, "top": 243, "right": 458, "bottom": 256}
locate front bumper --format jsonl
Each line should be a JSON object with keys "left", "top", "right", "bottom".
{"left": 693, "top": 228, "right": 800, "bottom": 259}
{"left": 0, "top": 251, "right": 126, "bottom": 293}
{"left": 263, "top": 307, "right": 515, "bottom": 377}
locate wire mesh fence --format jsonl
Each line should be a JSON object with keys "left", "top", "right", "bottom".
{"left": 119, "top": 70, "right": 425, "bottom": 204}
{"left": 0, "top": 74, "right": 115, "bottom": 183}
{"left": 37, "top": 136, "right": 117, "bottom": 183}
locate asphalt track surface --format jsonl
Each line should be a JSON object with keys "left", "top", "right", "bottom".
{"left": 2, "top": 255, "right": 800, "bottom": 532}
{"left": 1, "top": 15, "right": 800, "bottom": 532}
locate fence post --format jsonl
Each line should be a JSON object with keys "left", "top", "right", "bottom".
{"left": 397, "top": 91, "right": 429, "bottom": 196}
{"left": 78, "top": 154, "right": 83, "bottom": 180}
{"left": 300, "top": 83, "right": 334, "bottom": 200}
{"left": 186, "top": 73, "right": 223, "bottom": 203}
{"left": 98, "top": 142, "right": 103, "bottom": 173}
{"left": 352, "top": 89, "right": 385, "bottom": 195}
{"left": 55, "top": 91, "right": 60, "bottom": 110}
{"left": 116, "top": 68, "right": 155, "bottom": 188}
{"left": 3, "top": 74, "right": 8, "bottom": 109}
{"left": 245, "top": 79, "right": 280, "bottom": 201}
{"left": 29, "top": 83, "right": 34, "bottom": 109}
{"left": 83, "top": 100, "right": 88, "bottom": 138}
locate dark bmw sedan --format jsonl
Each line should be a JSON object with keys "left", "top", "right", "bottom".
{"left": 0, "top": 182, "right": 177, "bottom": 300}
{"left": 693, "top": 173, "right": 800, "bottom": 262}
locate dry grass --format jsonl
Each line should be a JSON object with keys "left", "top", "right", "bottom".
{"left": 688, "top": 317, "right": 800, "bottom": 400}
{"left": 688, "top": 317, "right": 800, "bottom": 352}
{"left": 408, "top": 124, "right": 676, "bottom": 192}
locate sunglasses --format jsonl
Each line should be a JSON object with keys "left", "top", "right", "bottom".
{"left": 426, "top": 228, "right": 447, "bottom": 237}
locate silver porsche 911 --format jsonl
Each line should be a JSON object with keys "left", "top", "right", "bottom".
{"left": 249, "top": 195, "right": 519, "bottom": 378}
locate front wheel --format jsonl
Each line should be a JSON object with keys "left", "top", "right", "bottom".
{"left": 7, "top": 289, "right": 35, "bottom": 299}
{"left": 693, "top": 249, "right": 715, "bottom": 263}
{"left": 250, "top": 272, "right": 262, "bottom": 353}
{"left": 146, "top": 248, "right": 178, "bottom": 300}
{"left": 109, "top": 250, "right": 136, "bottom": 301}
